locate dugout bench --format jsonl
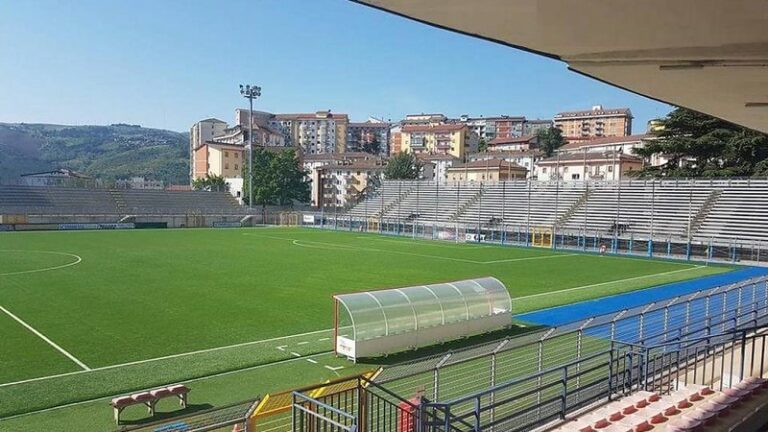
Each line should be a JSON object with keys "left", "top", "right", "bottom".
{"left": 110, "top": 384, "right": 190, "bottom": 424}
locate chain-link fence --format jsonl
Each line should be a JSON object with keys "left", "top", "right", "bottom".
{"left": 302, "top": 178, "right": 768, "bottom": 265}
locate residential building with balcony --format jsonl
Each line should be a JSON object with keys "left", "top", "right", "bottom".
{"left": 447, "top": 159, "right": 528, "bottom": 182}
{"left": 400, "top": 123, "right": 477, "bottom": 159}
{"left": 523, "top": 119, "right": 554, "bottom": 136}
{"left": 274, "top": 111, "right": 349, "bottom": 155}
{"left": 310, "top": 158, "right": 386, "bottom": 209}
{"left": 554, "top": 105, "right": 633, "bottom": 139}
{"left": 459, "top": 115, "right": 526, "bottom": 141}
{"left": 535, "top": 151, "right": 643, "bottom": 181}
{"left": 346, "top": 120, "right": 390, "bottom": 155}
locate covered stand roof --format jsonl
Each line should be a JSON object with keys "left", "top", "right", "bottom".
{"left": 354, "top": 0, "right": 768, "bottom": 134}
{"left": 334, "top": 277, "right": 512, "bottom": 342}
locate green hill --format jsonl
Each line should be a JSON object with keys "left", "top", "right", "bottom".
{"left": 0, "top": 123, "right": 189, "bottom": 184}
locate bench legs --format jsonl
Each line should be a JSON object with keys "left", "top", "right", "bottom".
{"left": 114, "top": 406, "right": 124, "bottom": 424}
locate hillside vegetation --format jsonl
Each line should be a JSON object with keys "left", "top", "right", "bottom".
{"left": 0, "top": 123, "right": 189, "bottom": 184}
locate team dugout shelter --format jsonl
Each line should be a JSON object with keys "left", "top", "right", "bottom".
{"left": 333, "top": 277, "right": 513, "bottom": 361}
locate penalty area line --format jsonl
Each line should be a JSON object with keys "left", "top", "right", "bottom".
{"left": 0, "top": 305, "right": 90, "bottom": 371}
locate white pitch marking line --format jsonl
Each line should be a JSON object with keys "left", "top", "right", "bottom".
{"left": 0, "top": 305, "right": 90, "bottom": 371}
{"left": 317, "top": 337, "right": 330, "bottom": 342}
{"left": 516, "top": 266, "right": 706, "bottom": 300}
{"left": 306, "top": 358, "right": 318, "bottom": 364}
{"left": 0, "top": 352, "right": 336, "bottom": 421}
{"left": 290, "top": 352, "right": 302, "bottom": 357}
{"left": 276, "top": 345, "right": 287, "bottom": 351}
{"left": 286, "top": 237, "right": 575, "bottom": 265}
{"left": 0, "top": 250, "right": 83, "bottom": 276}
{"left": 297, "top": 341, "right": 309, "bottom": 345}
{"left": 324, "top": 365, "right": 345, "bottom": 371}
{"left": 355, "top": 236, "right": 490, "bottom": 249}
{"left": 0, "top": 327, "right": 333, "bottom": 388}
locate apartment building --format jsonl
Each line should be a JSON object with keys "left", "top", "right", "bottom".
{"left": 523, "top": 119, "right": 554, "bottom": 136}
{"left": 192, "top": 142, "right": 245, "bottom": 181}
{"left": 460, "top": 115, "right": 526, "bottom": 141}
{"left": 402, "top": 113, "right": 447, "bottom": 125}
{"left": 400, "top": 123, "right": 477, "bottom": 159}
{"left": 554, "top": 105, "right": 633, "bottom": 139}
{"left": 535, "top": 151, "right": 643, "bottom": 181}
{"left": 389, "top": 124, "right": 403, "bottom": 155}
{"left": 310, "top": 156, "right": 386, "bottom": 208}
{"left": 190, "top": 118, "right": 228, "bottom": 181}
{"left": 417, "top": 153, "right": 459, "bottom": 183}
{"left": 487, "top": 135, "right": 538, "bottom": 152}
{"left": 468, "top": 150, "right": 540, "bottom": 178}
{"left": 274, "top": 111, "right": 348, "bottom": 155}
{"left": 447, "top": 159, "right": 528, "bottom": 182}
{"left": 346, "top": 120, "right": 390, "bottom": 155}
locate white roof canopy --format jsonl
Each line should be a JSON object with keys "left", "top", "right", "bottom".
{"left": 355, "top": 0, "right": 768, "bottom": 133}
{"left": 334, "top": 276, "right": 512, "bottom": 342}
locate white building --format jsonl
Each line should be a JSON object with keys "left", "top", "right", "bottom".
{"left": 417, "top": 153, "right": 459, "bottom": 183}
{"left": 468, "top": 151, "right": 540, "bottom": 178}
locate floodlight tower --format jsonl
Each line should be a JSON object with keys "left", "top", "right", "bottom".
{"left": 239, "top": 84, "right": 261, "bottom": 210}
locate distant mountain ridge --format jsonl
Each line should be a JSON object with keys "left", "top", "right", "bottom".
{"left": 0, "top": 122, "right": 189, "bottom": 184}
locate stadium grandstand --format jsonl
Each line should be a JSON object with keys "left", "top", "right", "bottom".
{"left": 340, "top": 179, "right": 768, "bottom": 264}
{"left": 0, "top": 184, "right": 251, "bottom": 229}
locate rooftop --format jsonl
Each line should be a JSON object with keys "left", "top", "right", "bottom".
{"left": 560, "top": 134, "right": 651, "bottom": 151}
{"left": 554, "top": 107, "right": 632, "bottom": 119}
{"left": 488, "top": 135, "right": 537, "bottom": 145}
{"left": 302, "top": 152, "right": 379, "bottom": 162}
{"left": 416, "top": 153, "right": 459, "bottom": 161}
{"left": 401, "top": 123, "right": 467, "bottom": 133}
{"left": 347, "top": 122, "right": 391, "bottom": 128}
{"left": 539, "top": 152, "right": 644, "bottom": 164}
{"left": 450, "top": 159, "right": 528, "bottom": 171}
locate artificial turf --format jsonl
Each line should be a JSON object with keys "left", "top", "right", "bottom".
{"left": 0, "top": 227, "right": 730, "bottom": 430}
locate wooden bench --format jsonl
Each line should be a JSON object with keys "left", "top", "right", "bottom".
{"left": 110, "top": 384, "right": 190, "bottom": 424}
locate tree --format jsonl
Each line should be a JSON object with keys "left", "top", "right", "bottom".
{"left": 271, "top": 149, "right": 310, "bottom": 206}
{"left": 384, "top": 151, "right": 422, "bottom": 180}
{"left": 192, "top": 174, "right": 228, "bottom": 192}
{"left": 633, "top": 107, "right": 768, "bottom": 178}
{"left": 243, "top": 148, "right": 310, "bottom": 210}
{"left": 361, "top": 135, "right": 381, "bottom": 155}
{"left": 478, "top": 138, "right": 488, "bottom": 153}
{"left": 537, "top": 127, "right": 565, "bottom": 157}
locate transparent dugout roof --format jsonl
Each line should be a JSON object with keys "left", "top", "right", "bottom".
{"left": 334, "top": 277, "right": 512, "bottom": 342}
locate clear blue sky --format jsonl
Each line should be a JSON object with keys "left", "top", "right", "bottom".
{"left": 0, "top": 0, "right": 671, "bottom": 133}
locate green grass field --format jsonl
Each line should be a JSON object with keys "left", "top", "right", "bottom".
{"left": 0, "top": 227, "right": 730, "bottom": 431}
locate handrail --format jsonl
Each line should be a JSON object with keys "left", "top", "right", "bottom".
{"left": 439, "top": 349, "right": 611, "bottom": 405}
{"left": 621, "top": 323, "right": 768, "bottom": 351}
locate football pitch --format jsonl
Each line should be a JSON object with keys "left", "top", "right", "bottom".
{"left": 0, "top": 227, "right": 730, "bottom": 430}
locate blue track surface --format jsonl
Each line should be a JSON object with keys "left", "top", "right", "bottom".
{"left": 516, "top": 266, "right": 768, "bottom": 328}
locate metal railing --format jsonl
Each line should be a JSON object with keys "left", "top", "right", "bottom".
{"left": 290, "top": 277, "right": 768, "bottom": 432}
{"left": 421, "top": 325, "right": 768, "bottom": 432}
{"left": 373, "top": 276, "right": 768, "bottom": 405}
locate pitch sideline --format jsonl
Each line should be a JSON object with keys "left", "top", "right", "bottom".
{"left": 0, "top": 305, "right": 91, "bottom": 371}
{"left": 0, "top": 327, "right": 333, "bottom": 388}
